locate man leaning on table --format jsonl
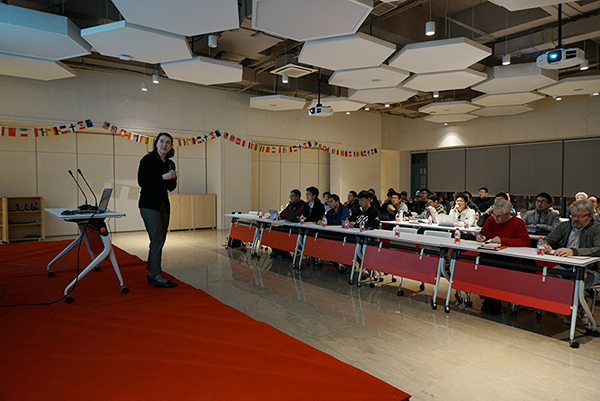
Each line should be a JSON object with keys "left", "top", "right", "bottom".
{"left": 349, "top": 190, "right": 380, "bottom": 229}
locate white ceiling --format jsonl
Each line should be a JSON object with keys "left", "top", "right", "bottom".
{"left": 424, "top": 114, "right": 479, "bottom": 123}
{"left": 0, "top": 52, "right": 76, "bottom": 81}
{"left": 472, "top": 92, "right": 545, "bottom": 107}
{"left": 538, "top": 76, "right": 600, "bottom": 97}
{"left": 329, "top": 65, "right": 410, "bottom": 90}
{"left": 252, "top": 0, "right": 373, "bottom": 41}
{"left": 388, "top": 37, "right": 492, "bottom": 74}
{"left": 472, "top": 63, "right": 558, "bottom": 94}
{"left": 308, "top": 97, "right": 366, "bottom": 112}
{"left": 82, "top": 21, "right": 192, "bottom": 64}
{"left": 472, "top": 105, "right": 534, "bottom": 116}
{"left": 298, "top": 33, "right": 396, "bottom": 71}
{"left": 489, "top": 0, "right": 563, "bottom": 11}
{"left": 403, "top": 69, "right": 487, "bottom": 92}
{"left": 111, "top": 0, "right": 239, "bottom": 37}
{"left": 419, "top": 101, "right": 480, "bottom": 115}
{"left": 250, "top": 95, "right": 307, "bottom": 111}
{"left": 161, "top": 56, "right": 243, "bottom": 86}
{"left": 0, "top": 3, "right": 91, "bottom": 61}
{"left": 348, "top": 86, "right": 418, "bottom": 103}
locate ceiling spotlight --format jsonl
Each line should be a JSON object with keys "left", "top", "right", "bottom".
{"left": 444, "top": 123, "right": 448, "bottom": 126}
{"left": 346, "top": 112, "right": 350, "bottom": 115}
{"left": 208, "top": 33, "right": 219, "bottom": 49}
{"left": 425, "top": 21, "right": 435, "bottom": 36}
{"left": 502, "top": 54, "right": 511, "bottom": 66}
{"left": 385, "top": 103, "right": 390, "bottom": 108}
{"left": 281, "top": 73, "right": 289, "bottom": 84}
{"left": 580, "top": 60, "right": 589, "bottom": 71}
{"left": 553, "top": 96, "right": 561, "bottom": 101}
{"left": 365, "top": 106, "right": 370, "bottom": 111}
{"left": 591, "top": 92, "right": 599, "bottom": 97}
{"left": 119, "top": 54, "right": 131, "bottom": 61}
{"left": 141, "top": 82, "right": 148, "bottom": 92}
{"left": 152, "top": 74, "right": 159, "bottom": 84}
{"left": 433, "top": 91, "right": 439, "bottom": 98}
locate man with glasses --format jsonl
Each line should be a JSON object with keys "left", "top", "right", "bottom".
{"left": 522, "top": 192, "right": 560, "bottom": 234}
{"left": 273, "top": 189, "right": 308, "bottom": 260}
{"left": 473, "top": 187, "right": 494, "bottom": 211}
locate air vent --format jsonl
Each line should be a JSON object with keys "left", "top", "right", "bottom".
{"left": 271, "top": 63, "right": 317, "bottom": 78}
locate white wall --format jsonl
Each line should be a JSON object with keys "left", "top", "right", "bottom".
{"left": 0, "top": 69, "right": 382, "bottom": 233}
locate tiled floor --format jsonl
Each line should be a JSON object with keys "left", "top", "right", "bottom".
{"left": 109, "top": 229, "right": 600, "bottom": 401}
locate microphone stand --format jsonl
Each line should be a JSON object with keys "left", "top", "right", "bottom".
{"left": 68, "top": 170, "right": 92, "bottom": 210}
{"left": 77, "top": 169, "right": 98, "bottom": 210}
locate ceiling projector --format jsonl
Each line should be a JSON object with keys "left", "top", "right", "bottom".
{"left": 308, "top": 104, "right": 334, "bottom": 117}
{"left": 536, "top": 48, "right": 585, "bottom": 69}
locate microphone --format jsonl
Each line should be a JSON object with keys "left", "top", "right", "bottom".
{"left": 77, "top": 169, "right": 98, "bottom": 208}
{"left": 68, "top": 170, "right": 92, "bottom": 210}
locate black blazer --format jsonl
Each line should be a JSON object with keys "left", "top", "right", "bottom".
{"left": 137, "top": 152, "right": 177, "bottom": 211}
{"left": 306, "top": 199, "right": 325, "bottom": 222}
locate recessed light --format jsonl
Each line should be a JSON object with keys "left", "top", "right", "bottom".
{"left": 444, "top": 123, "right": 448, "bottom": 126}
{"left": 592, "top": 92, "right": 599, "bottom": 97}
{"left": 371, "top": 78, "right": 381, "bottom": 82}
{"left": 385, "top": 103, "right": 390, "bottom": 108}
{"left": 270, "top": 104, "right": 277, "bottom": 107}
{"left": 346, "top": 111, "right": 350, "bottom": 115}
{"left": 141, "top": 82, "right": 147, "bottom": 92}
{"left": 365, "top": 107, "right": 370, "bottom": 111}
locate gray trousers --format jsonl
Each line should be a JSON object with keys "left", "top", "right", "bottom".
{"left": 140, "top": 202, "right": 170, "bottom": 277}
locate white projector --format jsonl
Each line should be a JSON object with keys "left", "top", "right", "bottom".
{"left": 536, "top": 48, "right": 585, "bottom": 70}
{"left": 308, "top": 105, "right": 334, "bottom": 117}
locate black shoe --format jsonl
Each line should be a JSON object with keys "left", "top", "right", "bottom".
{"left": 153, "top": 279, "right": 178, "bottom": 288}
{"left": 146, "top": 275, "right": 154, "bottom": 284}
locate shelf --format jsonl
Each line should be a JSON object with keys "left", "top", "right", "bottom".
{"left": 9, "top": 237, "right": 42, "bottom": 242}
{"left": 7, "top": 210, "right": 42, "bottom": 214}
{"left": 8, "top": 223, "right": 41, "bottom": 227}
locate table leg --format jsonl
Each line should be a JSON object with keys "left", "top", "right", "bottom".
{"left": 225, "top": 221, "right": 234, "bottom": 249}
{"left": 569, "top": 279, "right": 582, "bottom": 348}
{"left": 577, "top": 276, "right": 599, "bottom": 337}
{"left": 444, "top": 256, "right": 457, "bottom": 313}
{"left": 46, "top": 231, "right": 85, "bottom": 276}
{"left": 431, "top": 252, "right": 445, "bottom": 310}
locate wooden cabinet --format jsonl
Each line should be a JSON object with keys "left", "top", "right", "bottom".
{"left": 0, "top": 198, "right": 7, "bottom": 243}
{"left": 4, "top": 196, "right": 45, "bottom": 243}
{"left": 168, "top": 194, "right": 215, "bottom": 231}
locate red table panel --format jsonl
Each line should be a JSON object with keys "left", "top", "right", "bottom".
{"left": 303, "top": 236, "right": 356, "bottom": 266}
{"left": 362, "top": 246, "right": 439, "bottom": 284}
{"left": 229, "top": 222, "right": 257, "bottom": 244}
{"left": 260, "top": 228, "right": 298, "bottom": 253}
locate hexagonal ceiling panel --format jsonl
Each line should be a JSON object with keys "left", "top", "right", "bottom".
{"left": 472, "top": 92, "right": 545, "bottom": 107}
{"left": 472, "top": 105, "right": 533, "bottom": 116}
{"left": 329, "top": 65, "right": 410, "bottom": 90}
{"left": 419, "top": 101, "right": 480, "bottom": 115}
{"left": 348, "top": 86, "right": 418, "bottom": 103}
{"left": 250, "top": 95, "right": 307, "bottom": 111}
{"left": 0, "top": 52, "right": 76, "bottom": 81}
{"left": 82, "top": 21, "right": 192, "bottom": 64}
{"left": 538, "top": 76, "right": 600, "bottom": 97}
{"left": 489, "top": 0, "right": 563, "bottom": 12}
{"left": 403, "top": 69, "right": 487, "bottom": 92}
{"left": 298, "top": 33, "right": 396, "bottom": 71}
{"left": 161, "top": 56, "right": 243, "bottom": 86}
{"left": 424, "top": 114, "right": 479, "bottom": 123}
{"left": 308, "top": 97, "right": 365, "bottom": 112}
{"left": 0, "top": 3, "right": 91, "bottom": 60}
{"left": 472, "top": 63, "right": 558, "bottom": 94}
{"left": 388, "top": 37, "right": 491, "bottom": 74}
{"left": 252, "top": 0, "right": 372, "bottom": 41}
{"left": 111, "top": 0, "right": 239, "bottom": 37}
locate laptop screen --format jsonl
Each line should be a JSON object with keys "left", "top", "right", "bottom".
{"left": 98, "top": 188, "right": 113, "bottom": 213}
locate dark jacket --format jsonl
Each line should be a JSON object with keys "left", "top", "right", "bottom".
{"left": 281, "top": 200, "right": 308, "bottom": 222}
{"left": 413, "top": 199, "right": 428, "bottom": 215}
{"left": 325, "top": 205, "right": 350, "bottom": 226}
{"left": 137, "top": 152, "right": 177, "bottom": 212}
{"left": 473, "top": 197, "right": 494, "bottom": 211}
{"left": 523, "top": 207, "right": 561, "bottom": 233}
{"left": 350, "top": 205, "right": 380, "bottom": 229}
{"left": 306, "top": 199, "right": 325, "bottom": 222}
{"left": 347, "top": 200, "right": 361, "bottom": 218}
{"left": 545, "top": 220, "right": 600, "bottom": 262}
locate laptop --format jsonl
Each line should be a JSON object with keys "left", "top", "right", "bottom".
{"left": 268, "top": 209, "right": 279, "bottom": 221}
{"left": 436, "top": 214, "right": 456, "bottom": 227}
{"left": 97, "top": 188, "right": 113, "bottom": 213}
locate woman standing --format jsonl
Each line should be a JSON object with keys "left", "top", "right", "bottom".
{"left": 138, "top": 132, "right": 178, "bottom": 288}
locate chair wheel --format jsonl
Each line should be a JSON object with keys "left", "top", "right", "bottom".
{"left": 379, "top": 277, "right": 384, "bottom": 282}
{"left": 570, "top": 341, "right": 580, "bottom": 348}
{"left": 465, "top": 301, "right": 473, "bottom": 308}
{"left": 391, "top": 278, "right": 397, "bottom": 283}
{"left": 348, "top": 280, "right": 353, "bottom": 285}
{"left": 93, "top": 266, "right": 101, "bottom": 272}
{"left": 397, "top": 290, "right": 404, "bottom": 297}
{"left": 120, "top": 287, "right": 129, "bottom": 294}
{"left": 369, "top": 283, "right": 375, "bottom": 288}
{"left": 431, "top": 303, "right": 437, "bottom": 310}
{"left": 444, "top": 306, "right": 450, "bottom": 313}
{"left": 357, "top": 282, "right": 361, "bottom": 288}
{"left": 65, "top": 295, "right": 74, "bottom": 303}
{"left": 419, "top": 283, "right": 425, "bottom": 291}
{"left": 47, "top": 271, "right": 55, "bottom": 277}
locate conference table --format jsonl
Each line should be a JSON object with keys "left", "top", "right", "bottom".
{"left": 225, "top": 213, "right": 600, "bottom": 348}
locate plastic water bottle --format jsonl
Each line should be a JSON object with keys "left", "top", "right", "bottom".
{"left": 299, "top": 215, "right": 305, "bottom": 225}
{"left": 428, "top": 215, "right": 433, "bottom": 225}
{"left": 475, "top": 214, "right": 479, "bottom": 226}
{"left": 395, "top": 211, "right": 400, "bottom": 222}
{"left": 537, "top": 237, "right": 545, "bottom": 255}
{"left": 322, "top": 215, "right": 328, "bottom": 227}
{"left": 280, "top": 204, "right": 284, "bottom": 213}
{"left": 454, "top": 228, "right": 461, "bottom": 243}
{"left": 400, "top": 210, "right": 404, "bottom": 221}
{"left": 464, "top": 217, "right": 469, "bottom": 229}
{"left": 393, "top": 223, "right": 401, "bottom": 237}
{"left": 359, "top": 220, "right": 365, "bottom": 232}
{"left": 344, "top": 218, "right": 349, "bottom": 229}
{"left": 258, "top": 209, "right": 263, "bottom": 218}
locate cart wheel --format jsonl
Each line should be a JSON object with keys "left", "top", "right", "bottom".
{"left": 419, "top": 283, "right": 425, "bottom": 291}
{"left": 397, "top": 290, "right": 404, "bottom": 297}
{"left": 120, "top": 287, "right": 129, "bottom": 294}
{"left": 65, "top": 295, "right": 74, "bottom": 303}
{"left": 444, "top": 306, "right": 450, "bottom": 313}
{"left": 47, "top": 271, "right": 55, "bottom": 277}
{"left": 94, "top": 266, "right": 101, "bottom": 272}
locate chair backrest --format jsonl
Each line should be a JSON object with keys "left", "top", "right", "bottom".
{"left": 424, "top": 230, "right": 452, "bottom": 238}
{"left": 248, "top": 211, "right": 258, "bottom": 216}
{"left": 398, "top": 228, "right": 418, "bottom": 235}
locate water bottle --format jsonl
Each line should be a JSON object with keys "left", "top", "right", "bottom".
{"left": 395, "top": 211, "right": 400, "bottom": 222}
{"left": 400, "top": 210, "right": 404, "bottom": 221}
{"left": 359, "top": 220, "right": 365, "bottom": 232}
{"left": 464, "top": 217, "right": 469, "bottom": 229}
{"left": 537, "top": 237, "right": 545, "bottom": 255}
{"left": 258, "top": 209, "right": 263, "bottom": 218}
{"left": 393, "top": 223, "right": 401, "bottom": 237}
{"left": 427, "top": 215, "right": 433, "bottom": 225}
{"left": 454, "top": 228, "right": 461, "bottom": 243}
{"left": 344, "top": 218, "right": 349, "bottom": 229}
{"left": 280, "top": 204, "right": 284, "bottom": 213}
{"left": 475, "top": 214, "right": 479, "bottom": 226}
{"left": 299, "top": 215, "right": 305, "bottom": 224}
{"left": 322, "top": 215, "right": 328, "bottom": 227}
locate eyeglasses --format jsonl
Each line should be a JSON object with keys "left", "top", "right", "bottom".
{"left": 570, "top": 213, "right": 591, "bottom": 220}
{"left": 535, "top": 199, "right": 548, "bottom": 204}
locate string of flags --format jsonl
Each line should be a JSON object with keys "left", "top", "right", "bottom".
{"left": 0, "top": 119, "right": 378, "bottom": 158}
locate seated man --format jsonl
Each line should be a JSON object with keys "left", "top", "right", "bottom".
{"left": 522, "top": 192, "right": 560, "bottom": 234}
{"left": 476, "top": 199, "right": 530, "bottom": 314}
{"left": 368, "top": 188, "right": 381, "bottom": 208}
{"left": 412, "top": 188, "right": 430, "bottom": 215}
{"left": 280, "top": 189, "right": 307, "bottom": 222}
{"left": 463, "top": 191, "right": 481, "bottom": 213}
{"left": 305, "top": 186, "right": 325, "bottom": 222}
{"left": 473, "top": 187, "right": 494, "bottom": 211}
{"left": 544, "top": 199, "right": 600, "bottom": 291}
{"left": 346, "top": 190, "right": 361, "bottom": 218}
{"left": 322, "top": 191, "right": 331, "bottom": 213}
{"left": 349, "top": 190, "right": 380, "bottom": 229}
{"left": 319, "top": 194, "right": 350, "bottom": 225}
{"left": 478, "top": 192, "right": 511, "bottom": 227}
{"left": 575, "top": 192, "right": 588, "bottom": 201}
{"left": 415, "top": 192, "right": 447, "bottom": 222}
{"left": 449, "top": 193, "right": 477, "bottom": 227}
{"left": 387, "top": 191, "right": 409, "bottom": 220}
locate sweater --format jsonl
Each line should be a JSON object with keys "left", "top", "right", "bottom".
{"left": 480, "top": 216, "right": 530, "bottom": 247}
{"left": 137, "top": 152, "right": 177, "bottom": 212}
{"left": 349, "top": 205, "right": 380, "bottom": 229}
{"left": 326, "top": 205, "right": 350, "bottom": 225}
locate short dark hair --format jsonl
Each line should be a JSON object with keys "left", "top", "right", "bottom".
{"left": 357, "top": 190, "right": 372, "bottom": 200}
{"left": 494, "top": 192, "right": 508, "bottom": 200}
{"left": 391, "top": 192, "right": 400, "bottom": 198}
{"left": 387, "top": 189, "right": 395, "bottom": 197}
{"left": 329, "top": 194, "right": 340, "bottom": 203}
{"left": 349, "top": 190, "right": 358, "bottom": 197}
{"left": 323, "top": 191, "right": 331, "bottom": 197}
{"left": 400, "top": 191, "right": 408, "bottom": 196}
{"left": 536, "top": 192, "right": 553, "bottom": 204}
{"left": 428, "top": 193, "right": 441, "bottom": 202}
{"left": 479, "top": 187, "right": 489, "bottom": 192}
{"left": 419, "top": 188, "right": 430, "bottom": 195}
{"left": 291, "top": 189, "right": 301, "bottom": 197}
{"left": 368, "top": 188, "right": 376, "bottom": 193}
{"left": 455, "top": 192, "right": 467, "bottom": 202}
{"left": 387, "top": 187, "right": 395, "bottom": 192}
{"left": 463, "top": 191, "right": 472, "bottom": 200}
{"left": 152, "top": 132, "right": 175, "bottom": 158}
{"left": 306, "top": 186, "right": 319, "bottom": 197}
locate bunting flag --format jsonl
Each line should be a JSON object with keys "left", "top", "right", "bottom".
{"left": 0, "top": 120, "right": 93, "bottom": 138}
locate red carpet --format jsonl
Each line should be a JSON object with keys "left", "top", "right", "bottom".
{"left": 0, "top": 240, "right": 409, "bottom": 401}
